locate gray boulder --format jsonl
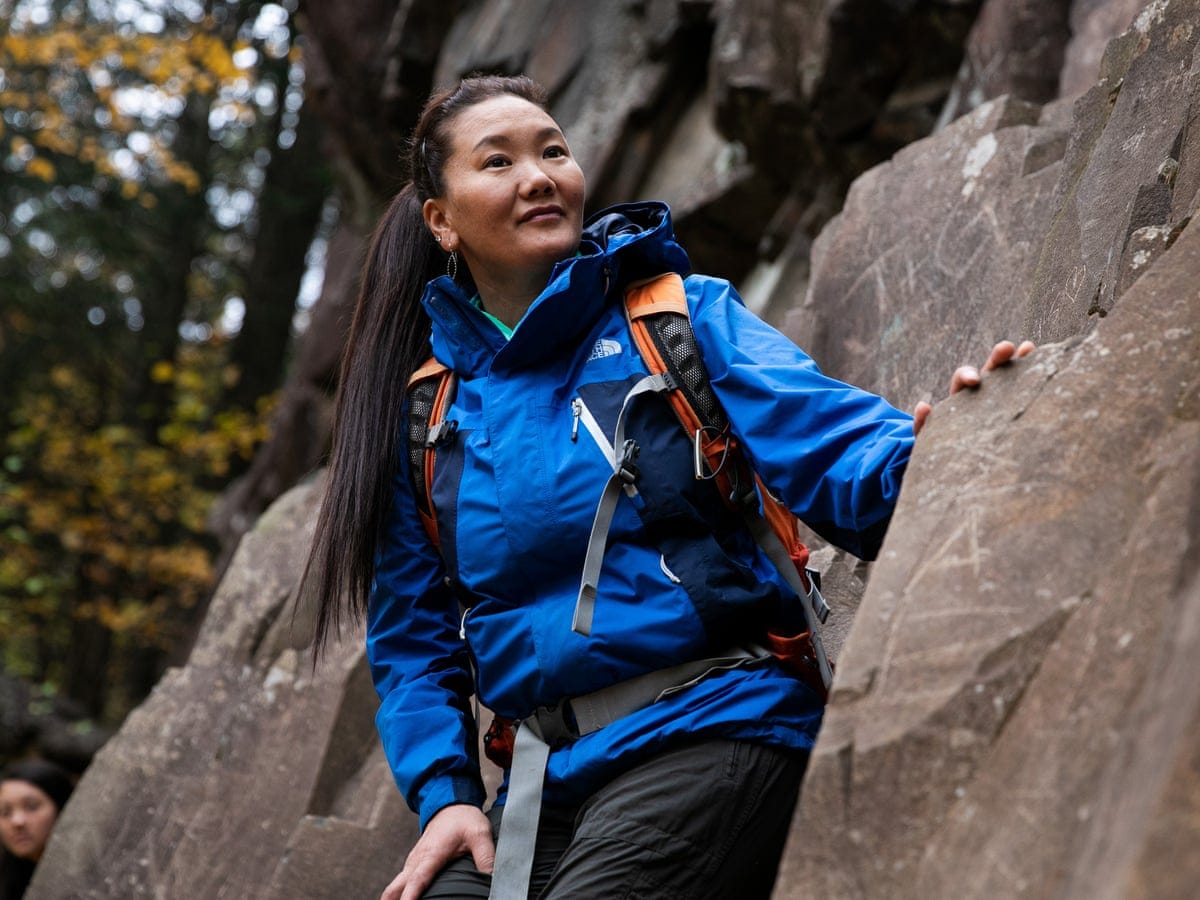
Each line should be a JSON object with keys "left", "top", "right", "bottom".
{"left": 777, "top": 0, "right": 1200, "bottom": 895}
{"left": 782, "top": 185, "right": 1199, "bottom": 900}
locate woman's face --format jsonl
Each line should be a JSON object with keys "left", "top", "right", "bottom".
{"left": 424, "top": 94, "right": 586, "bottom": 290}
{"left": 0, "top": 779, "right": 59, "bottom": 862}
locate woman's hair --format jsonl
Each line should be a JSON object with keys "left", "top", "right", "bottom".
{"left": 304, "top": 75, "right": 550, "bottom": 657}
{"left": 0, "top": 761, "right": 73, "bottom": 813}
{"left": 0, "top": 759, "right": 74, "bottom": 900}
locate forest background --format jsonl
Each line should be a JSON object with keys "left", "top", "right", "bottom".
{"left": 1, "top": 0, "right": 328, "bottom": 764}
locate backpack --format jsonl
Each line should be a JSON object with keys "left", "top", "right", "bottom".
{"left": 405, "top": 274, "right": 832, "bottom": 764}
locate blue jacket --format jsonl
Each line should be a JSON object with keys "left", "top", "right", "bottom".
{"left": 367, "top": 202, "right": 914, "bottom": 829}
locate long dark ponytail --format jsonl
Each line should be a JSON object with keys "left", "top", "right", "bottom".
{"left": 303, "top": 75, "right": 549, "bottom": 658}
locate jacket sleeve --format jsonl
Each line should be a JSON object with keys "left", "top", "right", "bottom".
{"left": 685, "top": 275, "right": 914, "bottom": 559}
{"left": 367, "top": 438, "right": 486, "bottom": 830}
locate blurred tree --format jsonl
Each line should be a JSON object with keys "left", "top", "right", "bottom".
{"left": 0, "top": 0, "right": 328, "bottom": 727}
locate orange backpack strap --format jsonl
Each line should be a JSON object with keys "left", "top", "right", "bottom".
{"left": 624, "top": 274, "right": 832, "bottom": 693}
{"left": 625, "top": 273, "right": 808, "bottom": 569}
{"left": 624, "top": 274, "right": 729, "bottom": 485}
{"left": 406, "top": 356, "right": 456, "bottom": 549}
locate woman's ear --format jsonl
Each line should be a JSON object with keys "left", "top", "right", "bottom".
{"left": 423, "top": 198, "right": 457, "bottom": 252}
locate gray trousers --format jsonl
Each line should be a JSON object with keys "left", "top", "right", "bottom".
{"left": 422, "top": 739, "right": 808, "bottom": 899}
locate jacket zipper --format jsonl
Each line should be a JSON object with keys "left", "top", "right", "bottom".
{"left": 572, "top": 396, "right": 616, "bottom": 466}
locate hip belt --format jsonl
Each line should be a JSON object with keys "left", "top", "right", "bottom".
{"left": 487, "top": 645, "right": 771, "bottom": 900}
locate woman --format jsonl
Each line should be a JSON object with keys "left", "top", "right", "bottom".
{"left": 302, "top": 74, "right": 1030, "bottom": 900}
{"left": 0, "top": 760, "right": 74, "bottom": 900}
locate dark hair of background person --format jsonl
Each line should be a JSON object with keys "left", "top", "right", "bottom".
{"left": 0, "top": 759, "right": 75, "bottom": 900}
{"left": 301, "top": 75, "right": 550, "bottom": 659}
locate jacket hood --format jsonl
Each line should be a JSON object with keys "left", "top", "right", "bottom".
{"left": 423, "top": 201, "right": 690, "bottom": 375}
{"left": 578, "top": 200, "right": 690, "bottom": 286}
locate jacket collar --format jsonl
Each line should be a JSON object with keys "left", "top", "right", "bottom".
{"left": 423, "top": 201, "right": 690, "bottom": 377}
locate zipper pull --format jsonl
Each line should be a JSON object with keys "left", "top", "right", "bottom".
{"left": 570, "top": 398, "right": 582, "bottom": 442}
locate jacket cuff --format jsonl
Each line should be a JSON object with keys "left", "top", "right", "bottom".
{"left": 418, "top": 775, "right": 488, "bottom": 831}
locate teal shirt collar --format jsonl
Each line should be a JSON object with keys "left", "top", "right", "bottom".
{"left": 469, "top": 293, "right": 514, "bottom": 340}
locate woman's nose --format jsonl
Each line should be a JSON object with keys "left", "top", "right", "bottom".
{"left": 521, "top": 163, "right": 554, "bottom": 197}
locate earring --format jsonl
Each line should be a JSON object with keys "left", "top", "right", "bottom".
{"left": 434, "top": 234, "right": 442, "bottom": 244}
{"left": 447, "top": 250, "right": 458, "bottom": 280}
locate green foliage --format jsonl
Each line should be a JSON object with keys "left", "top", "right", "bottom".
{"left": 0, "top": 350, "right": 274, "bottom": 717}
{"left": 0, "top": 1, "right": 314, "bottom": 726}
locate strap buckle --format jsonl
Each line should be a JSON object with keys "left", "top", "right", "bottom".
{"left": 616, "top": 438, "right": 640, "bottom": 485}
{"left": 426, "top": 419, "right": 458, "bottom": 448}
{"left": 806, "top": 575, "right": 831, "bottom": 625}
{"left": 527, "top": 702, "right": 578, "bottom": 748}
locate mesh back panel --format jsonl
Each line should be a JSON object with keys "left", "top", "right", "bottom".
{"left": 649, "top": 313, "right": 728, "bottom": 431}
{"left": 407, "top": 379, "right": 439, "bottom": 514}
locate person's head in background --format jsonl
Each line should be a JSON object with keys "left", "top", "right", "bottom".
{"left": 0, "top": 759, "right": 75, "bottom": 900}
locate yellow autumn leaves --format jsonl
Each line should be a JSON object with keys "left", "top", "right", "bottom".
{"left": 0, "top": 20, "right": 275, "bottom": 197}
{"left": 0, "top": 355, "right": 275, "bottom": 663}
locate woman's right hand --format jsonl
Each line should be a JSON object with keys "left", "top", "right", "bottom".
{"left": 912, "top": 340, "right": 1035, "bottom": 436}
{"left": 380, "top": 803, "right": 495, "bottom": 900}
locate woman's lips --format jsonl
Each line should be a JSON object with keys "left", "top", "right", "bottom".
{"left": 519, "top": 205, "right": 564, "bottom": 223}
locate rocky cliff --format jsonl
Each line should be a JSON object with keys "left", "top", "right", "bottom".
{"left": 780, "top": 4, "right": 1199, "bottom": 895}
{"left": 29, "top": 1, "right": 1198, "bottom": 897}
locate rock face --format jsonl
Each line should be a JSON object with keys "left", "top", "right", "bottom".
{"left": 783, "top": 208, "right": 1200, "bottom": 900}
{"left": 784, "top": 92, "right": 1069, "bottom": 407}
{"left": 31, "top": 0, "right": 1200, "bottom": 897}
{"left": 775, "top": 0, "right": 1200, "bottom": 897}
{"left": 780, "top": 0, "right": 1191, "bottom": 410}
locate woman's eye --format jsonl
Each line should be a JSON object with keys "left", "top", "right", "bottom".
{"left": 544, "top": 146, "right": 567, "bottom": 158}
{"left": 483, "top": 156, "right": 509, "bottom": 169}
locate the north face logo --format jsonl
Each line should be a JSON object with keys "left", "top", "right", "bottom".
{"left": 588, "top": 338, "right": 622, "bottom": 361}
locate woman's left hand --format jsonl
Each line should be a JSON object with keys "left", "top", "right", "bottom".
{"left": 913, "top": 340, "right": 1036, "bottom": 437}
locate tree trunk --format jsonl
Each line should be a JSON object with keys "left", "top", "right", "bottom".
{"left": 126, "top": 92, "right": 213, "bottom": 436}
{"left": 225, "top": 56, "right": 331, "bottom": 411}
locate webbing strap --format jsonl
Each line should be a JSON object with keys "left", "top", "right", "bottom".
{"left": 743, "top": 510, "right": 833, "bottom": 690}
{"left": 570, "top": 646, "right": 764, "bottom": 734}
{"left": 488, "top": 723, "right": 549, "bottom": 900}
{"left": 572, "top": 469, "right": 627, "bottom": 636}
{"left": 573, "top": 372, "right": 675, "bottom": 636}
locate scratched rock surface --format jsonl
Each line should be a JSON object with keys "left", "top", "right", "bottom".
{"left": 776, "top": 0, "right": 1195, "bottom": 411}
{"left": 938, "top": 0, "right": 1152, "bottom": 127}
{"left": 1026, "top": 0, "right": 1200, "bottom": 340}
{"left": 783, "top": 92, "right": 1071, "bottom": 411}
{"left": 780, "top": 201, "right": 1200, "bottom": 900}
{"left": 775, "top": 1, "right": 1200, "bottom": 897}
{"left": 770, "top": 0, "right": 1196, "bottom": 682}
{"left": 25, "top": 480, "right": 420, "bottom": 900}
